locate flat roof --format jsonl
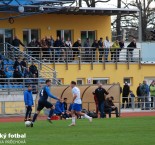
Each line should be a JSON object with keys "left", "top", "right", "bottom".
{"left": 53, "top": 7, "right": 139, "bottom": 16}
{"left": 0, "top": 5, "right": 139, "bottom": 16}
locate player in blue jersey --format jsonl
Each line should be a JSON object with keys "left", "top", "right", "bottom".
{"left": 31, "top": 79, "right": 59, "bottom": 127}
{"left": 69, "top": 81, "right": 92, "bottom": 126}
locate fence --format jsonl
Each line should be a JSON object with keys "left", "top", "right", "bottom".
{"left": 122, "top": 96, "right": 155, "bottom": 110}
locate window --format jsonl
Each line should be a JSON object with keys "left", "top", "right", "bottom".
{"left": 56, "top": 30, "right": 72, "bottom": 41}
{"left": 92, "top": 78, "right": 109, "bottom": 85}
{"left": 81, "top": 31, "right": 96, "bottom": 46}
{"left": 77, "top": 78, "right": 85, "bottom": 85}
{"left": 23, "top": 29, "right": 40, "bottom": 46}
{"left": 123, "top": 77, "right": 132, "bottom": 85}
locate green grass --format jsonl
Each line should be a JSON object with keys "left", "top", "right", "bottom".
{"left": 0, "top": 117, "right": 155, "bottom": 145}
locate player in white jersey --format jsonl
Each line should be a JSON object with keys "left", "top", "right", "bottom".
{"left": 69, "top": 81, "right": 92, "bottom": 126}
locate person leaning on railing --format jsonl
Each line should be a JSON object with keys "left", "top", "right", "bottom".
{"left": 92, "top": 40, "right": 99, "bottom": 62}
{"left": 127, "top": 39, "right": 137, "bottom": 62}
{"left": 65, "top": 38, "right": 73, "bottom": 62}
{"left": 72, "top": 39, "right": 82, "bottom": 60}
{"left": 104, "top": 36, "right": 111, "bottom": 62}
{"left": 149, "top": 80, "right": 155, "bottom": 109}
{"left": 98, "top": 37, "right": 104, "bottom": 63}
{"left": 111, "top": 40, "right": 120, "bottom": 62}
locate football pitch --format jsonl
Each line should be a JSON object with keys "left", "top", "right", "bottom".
{"left": 0, "top": 116, "right": 155, "bottom": 145}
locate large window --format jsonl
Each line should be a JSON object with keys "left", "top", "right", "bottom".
{"left": 23, "top": 29, "right": 40, "bottom": 46}
{"left": 56, "top": 30, "right": 72, "bottom": 41}
{"left": 81, "top": 31, "right": 96, "bottom": 46}
{"left": 92, "top": 78, "right": 109, "bottom": 85}
{"left": 123, "top": 77, "right": 133, "bottom": 85}
{"left": 0, "top": 29, "right": 13, "bottom": 44}
{"left": 77, "top": 78, "right": 85, "bottom": 85}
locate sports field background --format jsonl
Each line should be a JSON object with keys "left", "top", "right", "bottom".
{"left": 0, "top": 116, "right": 155, "bottom": 145}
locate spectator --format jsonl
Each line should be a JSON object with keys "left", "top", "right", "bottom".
{"left": 65, "top": 38, "right": 72, "bottom": 62}
{"left": 149, "top": 80, "right": 155, "bottom": 108}
{"left": 5, "top": 67, "right": 12, "bottom": 78}
{"left": 28, "top": 38, "right": 38, "bottom": 58}
{"left": 92, "top": 40, "right": 99, "bottom": 61}
{"left": 127, "top": 39, "right": 137, "bottom": 61}
{"left": 104, "top": 36, "right": 111, "bottom": 62}
{"left": 141, "top": 80, "right": 149, "bottom": 110}
{"left": 29, "top": 62, "right": 38, "bottom": 76}
{"left": 136, "top": 83, "right": 143, "bottom": 108}
{"left": 0, "top": 59, "right": 4, "bottom": 69}
{"left": 54, "top": 36, "right": 63, "bottom": 61}
{"left": 84, "top": 38, "right": 91, "bottom": 62}
{"left": 13, "top": 67, "right": 22, "bottom": 82}
{"left": 63, "top": 98, "right": 68, "bottom": 111}
{"left": 95, "top": 82, "right": 109, "bottom": 118}
{"left": 72, "top": 39, "right": 82, "bottom": 60}
{"left": 49, "top": 36, "right": 55, "bottom": 61}
{"left": 13, "top": 58, "right": 20, "bottom": 70}
{"left": 54, "top": 98, "right": 69, "bottom": 119}
{"left": 122, "top": 82, "right": 130, "bottom": 108}
{"left": 98, "top": 37, "right": 104, "bottom": 63}
{"left": 111, "top": 40, "right": 120, "bottom": 62}
{"left": 119, "top": 39, "right": 124, "bottom": 49}
{"left": 24, "top": 67, "right": 33, "bottom": 78}
{"left": 12, "top": 36, "right": 25, "bottom": 48}
{"left": 20, "top": 58, "right": 27, "bottom": 68}
{"left": 0, "top": 68, "right": 6, "bottom": 78}
{"left": 104, "top": 96, "right": 119, "bottom": 118}
{"left": 40, "top": 38, "right": 48, "bottom": 60}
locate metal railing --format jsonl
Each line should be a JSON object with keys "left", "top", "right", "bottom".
{"left": 122, "top": 96, "right": 155, "bottom": 110}
{"left": 3, "top": 43, "right": 61, "bottom": 85}
{"left": 22, "top": 47, "right": 141, "bottom": 63}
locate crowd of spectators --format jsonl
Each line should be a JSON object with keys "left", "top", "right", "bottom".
{"left": 0, "top": 56, "right": 38, "bottom": 85}
{"left": 11, "top": 35, "right": 137, "bottom": 63}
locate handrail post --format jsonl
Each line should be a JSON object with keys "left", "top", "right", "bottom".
{"left": 53, "top": 49, "right": 55, "bottom": 69}
{"left": 91, "top": 48, "right": 93, "bottom": 70}
{"left": 66, "top": 48, "right": 68, "bottom": 70}
{"left": 78, "top": 48, "right": 81, "bottom": 70}
{"left": 139, "top": 49, "right": 141, "bottom": 69}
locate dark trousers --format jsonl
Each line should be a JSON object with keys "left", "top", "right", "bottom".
{"left": 25, "top": 106, "right": 32, "bottom": 119}
{"left": 127, "top": 50, "right": 133, "bottom": 61}
{"left": 105, "top": 107, "right": 119, "bottom": 118}
{"left": 99, "top": 48, "right": 104, "bottom": 62}
{"left": 122, "top": 97, "right": 131, "bottom": 108}
{"left": 98, "top": 102, "right": 105, "bottom": 118}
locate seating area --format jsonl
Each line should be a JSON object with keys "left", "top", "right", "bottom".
{"left": 0, "top": 53, "right": 45, "bottom": 93}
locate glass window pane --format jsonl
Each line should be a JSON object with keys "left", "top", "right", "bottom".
{"left": 23, "top": 30, "right": 29, "bottom": 46}
{"left": 31, "top": 29, "right": 39, "bottom": 40}
{"left": 88, "top": 31, "right": 95, "bottom": 45}
{"left": 5, "top": 29, "right": 13, "bottom": 44}
{"left": 81, "top": 31, "right": 87, "bottom": 46}
{"left": 57, "top": 30, "right": 61, "bottom": 38}
{"left": 64, "top": 30, "right": 71, "bottom": 41}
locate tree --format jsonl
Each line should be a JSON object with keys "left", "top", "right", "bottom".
{"left": 113, "top": 0, "right": 155, "bottom": 41}
{"left": 78, "top": 0, "right": 111, "bottom": 7}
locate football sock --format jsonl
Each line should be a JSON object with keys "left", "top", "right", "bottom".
{"left": 48, "top": 109, "right": 54, "bottom": 119}
{"left": 72, "top": 117, "right": 75, "bottom": 124}
{"left": 32, "top": 113, "right": 38, "bottom": 123}
{"left": 84, "top": 114, "right": 91, "bottom": 119}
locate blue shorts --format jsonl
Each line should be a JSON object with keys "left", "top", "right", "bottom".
{"left": 72, "top": 103, "right": 82, "bottom": 112}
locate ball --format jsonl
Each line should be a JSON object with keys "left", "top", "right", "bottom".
{"left": 25, "top": 121, "right": 31, "bottom": 127}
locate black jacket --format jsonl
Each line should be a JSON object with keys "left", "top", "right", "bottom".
{"left": 136, "top": 86, "right": 142, "bottom": 96}
{"left": 20, "top": 61, "right": 27, "bottom": 68}
{"left": 29, "top": 65, "right": 38, "bottom": 74}
{"left": 12, "top": 39, "right": 25, "bottom": 47}
{"left": 95, "top": 87, "right": 109, "bottom": 103}
{"left": 13, "top": 60, "right": 20, "bottom": 69}
{"left": 104, "top": 98, "right": 115, "bottom": 109}
{"left": 122, "top": 85, "right": 130, "bottom": 97}
{"left": 92, "top": 42, "right": 99, "bottom": 51}
{"left": 13, "top": 70, "right": 22, "bottom": 78}
{"left": 127, "top": 41, "right": 136, "bottom": 51}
